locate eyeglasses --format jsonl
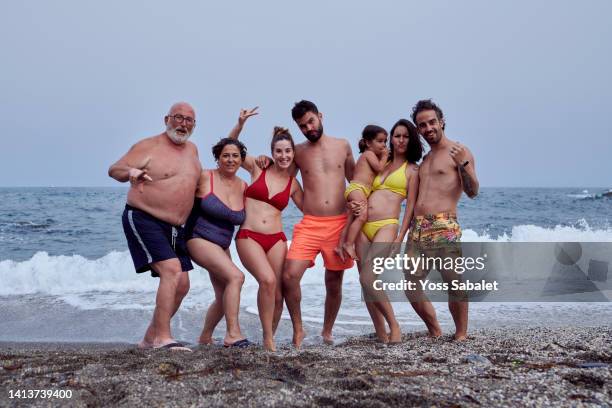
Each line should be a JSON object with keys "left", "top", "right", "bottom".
{"left": 168, "top": 114, "right": 196, "bottom": 125}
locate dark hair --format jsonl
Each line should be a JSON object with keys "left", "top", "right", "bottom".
{"left": 212, "top": 138, "right": 247, "bottom": 161}
{"left": 358, "top": 124, "right": 387, "bottom": 153}
{"left": 291, "top": 100, "right": 319, "bottom": 121}
{"left": 270, "top": 126, "right": 295, "bottom": 153}
{"left": 411, "top": 99, "right": 445, "bottom": 130}
{"left": 389, "top": 119, "right": 423, "bottom": 164}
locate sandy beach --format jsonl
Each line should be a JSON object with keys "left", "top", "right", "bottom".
{"left": 1, "top": 326, "right": 610, "bottom": 407}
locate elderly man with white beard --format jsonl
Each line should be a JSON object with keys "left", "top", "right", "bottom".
{"left": 108, "top": 102, "right": 202, "bottom": 351}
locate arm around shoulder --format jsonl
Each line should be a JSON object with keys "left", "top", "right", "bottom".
{"left": 290, "top": 178, "right": 304, "bottom": 212}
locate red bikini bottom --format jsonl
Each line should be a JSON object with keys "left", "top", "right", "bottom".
{"left": 235, "top": 229, "right": 287, "bottom": 253}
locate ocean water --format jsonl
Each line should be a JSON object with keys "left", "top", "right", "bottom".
{"left": 1, "top": 187, "right": 611, "bottom": 343}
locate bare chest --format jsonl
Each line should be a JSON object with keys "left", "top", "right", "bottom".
{"left": 420, "top": 153, "right": 458, "bottom": 184}
{"left": 147, "top": 146, "right": 199, "bottom": 182}
{"left": 297, "top": 148, "right": 344, "bottom": 177}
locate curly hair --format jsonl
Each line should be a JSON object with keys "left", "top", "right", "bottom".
{"left": 212, "top": 138, "right": 247, "bottom": 161}
{"left": 411, "top": 99, "right": 445, "bottom": 130}
{"left": 389, "top": 119, "right": 423, "bottom": 164}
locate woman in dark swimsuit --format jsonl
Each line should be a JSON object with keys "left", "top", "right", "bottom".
{"left": 186, "top": 138, "right": 250, "bottom": 348}
{"left": 228, "top": 108, "right": 303, "bottom": 351}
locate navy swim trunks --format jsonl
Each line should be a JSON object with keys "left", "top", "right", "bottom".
{"left": 122, "top": 204, "right": 193, "bottom": 277}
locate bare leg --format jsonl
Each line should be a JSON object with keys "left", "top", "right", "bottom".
{"left": 188, "top": 238, "right": 246, "bottom": 345}
{"left": 361, "top": 225, "right": 402, "bottom": 343}
{"left": 343, "top": 192, "right": 368, "bottom": 260}
{"left": 409, "top": 299, "right": 442, "bottom": 337}
{"left": 237, "top": 238, "right": 279, "bottom": 351}
{"left": 266, "top": 241, "right": 288, "bottom": 334}
{"left": 321, "top": 269, "right": 344, "bottom": 344}
{"left": 200, "top": 273, "right": 225, "bottom": 344}
{"left": 282, "top": 259, "right": 310, "bottom": 348}
{"left": 449, "top": 301, "right": 469, "bottom": 340}
{"left": 140, "top": 258, "right": 183, "bottom": 347}
{"left": 440, "top": 266, "right": 469, "bottom": 340}
{"left": 140, "top": 269, "right": 190, "bottom": 348}
{"left": 355, "top": 232, "right": 391, "bottom": 343}
{"left": 404, "top": 245, "right": 443, "bottom": 338}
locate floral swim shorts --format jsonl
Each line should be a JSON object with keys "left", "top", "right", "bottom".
{"left": 408, "top": 212, "right": 461, "bottom": 246}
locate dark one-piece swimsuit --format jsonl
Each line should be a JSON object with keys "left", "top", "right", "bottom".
{"left": 186, "top": 171, "right": 246, "bottom": 250}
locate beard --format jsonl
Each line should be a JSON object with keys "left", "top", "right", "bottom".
{"left": 423, "top": 130, "right": 440, "bottom": 145}
{"left": 166, "top": 124, "right": 192, "bottom": 145}
{"left": 304, "top": 123, "right": 323, "bottom": 143}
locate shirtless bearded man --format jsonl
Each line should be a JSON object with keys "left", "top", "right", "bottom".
{"left": 283, "top": 100, "right": 355, "bottom": 347}
{"left": 108, "top": 102, "right": 201, "bottom": 350}
{"left": 407, "top": 99, "right": 479, "bottom": 341}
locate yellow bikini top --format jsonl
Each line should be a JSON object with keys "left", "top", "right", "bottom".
{"left": 372, "top": 161, "right": 408, "bottom": 197}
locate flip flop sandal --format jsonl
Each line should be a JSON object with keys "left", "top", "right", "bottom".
{"left": 154, "top": 342, "right": 193, "bottom": 352}
{"left": 223, "top": 338, "right": 254, "bottom": 348}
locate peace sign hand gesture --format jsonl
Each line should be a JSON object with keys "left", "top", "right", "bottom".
{"left": 238, "top": 106, "right": 259, "bottom": 126}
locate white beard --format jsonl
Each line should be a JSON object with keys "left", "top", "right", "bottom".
{"left": 166, "top": 125, "right": 192, "bottom": 145}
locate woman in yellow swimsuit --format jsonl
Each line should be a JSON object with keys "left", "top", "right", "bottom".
{"left": 355, "top": 118, "right": 423, "bottom": 343}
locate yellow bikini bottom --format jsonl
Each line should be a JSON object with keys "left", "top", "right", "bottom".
{"left": 362, "top": 218, "right": 399, "bottom": 241}
{"left": 344, "top": 181, "right": 372, "bottom": 200}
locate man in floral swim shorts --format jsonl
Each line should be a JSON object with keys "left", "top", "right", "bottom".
{"left": 406, "top": 99, "right": 479, "bottom": 341}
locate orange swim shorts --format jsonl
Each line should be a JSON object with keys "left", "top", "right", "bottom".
{"left": 287, "top": 214, "right": 354, "bottom": 270}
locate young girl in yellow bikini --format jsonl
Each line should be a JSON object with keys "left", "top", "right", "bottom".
{"left": 338, "top": 125, "right": 389, "bottom": 260}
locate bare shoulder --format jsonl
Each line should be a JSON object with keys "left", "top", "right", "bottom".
{"left": 186, "top": 140, "right": 199, "bottom": 155}
{"left": 407, "top": 163, "right": 419, "bottom": 174}
{"left": 327, "top": 135, "right": 350, "bottom": 148}
{"left": 200, "top": 168, "right": 212, "bottom": 181}
{"left": 131, "top": 134, "right": 160, "bottom": 150}
{"left": 361, "top": 150, "right": 377, "bottom": 160}
{"left": 295, "top": 141, "right": 309, "bottom": 151}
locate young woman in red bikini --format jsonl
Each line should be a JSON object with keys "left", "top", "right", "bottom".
{"left": 227, "top": 107, "right": 304, "bottom": 351}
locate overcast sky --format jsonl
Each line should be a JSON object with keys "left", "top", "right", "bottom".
{"left": 1, "top": 0, "right": 610, "bottom": 187}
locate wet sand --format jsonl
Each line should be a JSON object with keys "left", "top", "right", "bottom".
{"left": 1, "top": 327, "right": 610, "bottom": 407}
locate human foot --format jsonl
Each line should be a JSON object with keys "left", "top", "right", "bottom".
{"left": 223, "top": 334, "right": 247, "bottom": 347}
{"left": 388, "top": 327, "right": 402, "bottom": 344}
{"left": 292, "top": 329, "right": 306, "bottom": 348}
{"left": 342, "top": 242, "right": 359, "bottom": 261}
{"left": 263, "top": 338, "right": 277, "bottom": 352}
{"left": 321, "top": 331, "right": 334, "bottom": 345}
{"left": 453, "top": 332, "right": 468, "bottom": 341}
{"left": 152, "top": 340, "right": 192, "bottom": 352}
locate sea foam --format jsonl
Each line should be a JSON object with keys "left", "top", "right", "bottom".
{"left": 1, "top": 222, "right": 611, "bottom": 307}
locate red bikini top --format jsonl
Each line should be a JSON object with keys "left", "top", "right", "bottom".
{"left": 244, "top": 168, "right": 293, "bottom": 211}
